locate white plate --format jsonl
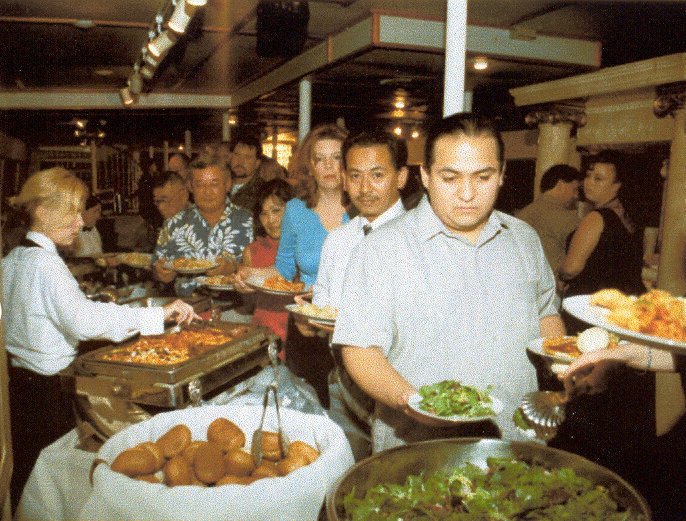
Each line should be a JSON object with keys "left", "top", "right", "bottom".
{"left": 165, "top": 259, "right": 219, "bottom": 274}
{"left": 284, "top": 304, "right": 336, "bottom": 326}
{"left": 527, "top": 337, "right": 578, "bottom": 363}
{"left": 246, "top": 275, "right": 306, "bottom": 296}
{"left": 407, "top": 393, "right": 503, "bottom": 424}
{"left": 116, "top": 252, "right": 152, "bottom": 268}
{"left": 196, "top": 276, "right": 235, "bottom": 291}
{"left": 563, "top": 294, "right": 686, "bottom": 352}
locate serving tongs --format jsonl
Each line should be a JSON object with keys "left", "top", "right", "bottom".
{"left": 251, "top": 382, "right": 290, "bottom": 465}
{"left": 515, "top": 390, "right": 567, "bottom": 441}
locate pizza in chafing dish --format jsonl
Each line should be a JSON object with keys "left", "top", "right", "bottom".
{"left": 100, "top": 326, "right": 249, "bottom": 365}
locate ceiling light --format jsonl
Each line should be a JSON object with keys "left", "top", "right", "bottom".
{"left": 168, "top": 0, "right": 192, "bottom": 34}
{"left": 119, "top": 86, "right": 136, "bottom": 107}
{"left": 473, "top": 56, "right": 489, "bottom": 71}
{"left": 393, "top": 126, "right": 402, "bottom": 136}
{"left": 186, "top": 0, "right": 207, "bottom": 5}
{"left": 140, "top": 64, "right": 156, "bottom": 81}
{"left": 97, "top": 130, "right": 106, "bottom": 139}
{"left": 73, "top": 19, "right": 96, "bottom": 29}
{"left": 394, "top": 99, "right": 406, "bottom": 110}
{"left": 228, "top": 114, "right": 238, "bottom": 126}
{"left": 75, "top": 119, "right": 88, "bottom": 130}
{"left": 148, "top": 30, "right": 176, "bottom": 58}
{"left": 411, "top": 129, "right": 420, "bottom": 139}
{"left": 129, "top": 66, "right": 143, "bottom": 96}
{"left": 94, "top": 68, "right": 113, "bottom": 77}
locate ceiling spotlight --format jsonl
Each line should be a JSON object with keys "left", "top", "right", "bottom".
{"left": 393, "top": 99, "right": 406, "bottom": 110}
{"left": 411, "top": 129, "right": 420, "bottom": 139}
{"left": 228, "top": 114, "right": 238, "bottom": 126}
{"left": 96, "top": 129, "right": 106, "bottom": 139}
{"left": 148, "top": 30, "right": 176, "bottom": 58}
{"left": 75, "top": 118, "right": 88, "bottom": 129}
{"left": 186, "top": 0, "right": 207, "bottom": 6}
{"left": 140, "top": 64, "right": 156, "bottom": 81}
{"left": 473, "top": 56, "right": 489, "bottom": 71}
{"left": 119, "top": 86, "right": 136, "bottom": 107}
{"left": 393, "top": 126, "right": 402, "bottom": 136}
{"left": 168, "top": 0, "right": 192, "bottom": 34}
{"left": 74, "top": 129, "right": 83, "bottom": 138}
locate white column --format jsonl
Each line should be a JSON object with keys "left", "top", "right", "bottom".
{"left": 442, "top": 0, "right": 467, "bottom": 117}
{"left": 184, "top": 129, "right": 192, "bottom": 156}
{"left": 298, "top": 76, "right": 312, "bottom": 142}
{"left": 534, "top": 121, "right": 574, "bottom": 198}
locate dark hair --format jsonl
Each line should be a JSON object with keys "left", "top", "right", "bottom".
{"left": 152, "top": 170, "right": 186, "bottom": 190}
{"left": 341, "top": 130, "right": 408, "bottom": 171}
{"left": 424, "top": 113, "right": 504, "bottom": 170}
{"left": 540, "top": 164, "right": 582, "bottom": 193}
{"left": 84, "top": 194, "right": 101, "bottom": 210}
{"left": 189, "top": 154, "right": 229, "bottom": 177}
{"left": 168, "top": 153, "right": 190, "bottom": 167}
{"left": 253, "top": 178, "right": 293, "bottom": 237}
{"left": 230, "top": 130, "right": 262, "bottom": 156}
{"left": 587, "top": 151, "right": 627, "bottom": 184}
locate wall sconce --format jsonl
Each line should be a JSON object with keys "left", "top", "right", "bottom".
{"left": 473, "top": 56, "right": 489, "bottom": 71}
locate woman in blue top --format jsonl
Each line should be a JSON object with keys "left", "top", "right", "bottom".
{"left": 237, "top": 123, "right": 348, "bottom": 406}
{"left": 274, "top": 123, "right": 349, "bottom": 286}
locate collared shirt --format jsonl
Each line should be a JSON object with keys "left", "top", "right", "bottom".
{"left": 516, "top": 193, "right": 580, "bottom": 271}
{"left": 312, "top": 199, "right": 406, "bottom": 308}
{"left": 153, "top": 199, "right": 253, "bottom": 263}
{"left": 2, "top": 231, "right": 164, "bottom": 375}
{"left": 332, "top": 195, "right": 560, "bottom": 451}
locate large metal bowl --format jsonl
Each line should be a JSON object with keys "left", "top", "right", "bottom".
{"left": 326, "top": 437, "right": 651, "bottom": 520}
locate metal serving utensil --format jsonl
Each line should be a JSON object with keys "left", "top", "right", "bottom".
{"left": 515, "top": 390, "right": 567, "bottom": 441}
{"left": 251, "top": 381, "right": 290, "bottom": 466}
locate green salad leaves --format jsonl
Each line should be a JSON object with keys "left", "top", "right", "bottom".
{"left": 342, "top": 457, "right": 645, "bottom": 521}
{"left": 418, "top": 380, "right": 495, "bottom": 418}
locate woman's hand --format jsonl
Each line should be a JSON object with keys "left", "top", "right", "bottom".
{"left": 233, "top": 266, "right": 256, "bottom": 294}
{"left": 561, "top": 348, "right": 627, "bottom": 397}
{"left": 162, "top": 299, "right": 201, "bottom": 325}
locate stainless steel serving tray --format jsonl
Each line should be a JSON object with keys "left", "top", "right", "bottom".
{"left": 326, "top": 438, "right": 651, "bottom": 520}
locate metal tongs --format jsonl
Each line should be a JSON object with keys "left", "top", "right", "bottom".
{"left": 515, "top": 390, "right": 568, "bottom": 441}
{"left": 251, "top": 382, "right": 290, "bottom": 465}
{"left": 251, "top": 340, "right": 289, "bottom": 465}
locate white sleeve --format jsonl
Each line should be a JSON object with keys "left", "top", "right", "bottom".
{"left": 42, "top": 260, "right": 164, "bottom": 342}
{"left": 311, "top": 234, "right": 334, "bottom": 307}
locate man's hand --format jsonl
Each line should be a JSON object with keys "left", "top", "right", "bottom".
{"left": 162, "top": 299, "right": 201, "bottom": 325}
{"left": 207, "top": 255, "right": 237, "bottom": 277}
{"left": 154, "top": 258, "right": 176, "bottom": 283}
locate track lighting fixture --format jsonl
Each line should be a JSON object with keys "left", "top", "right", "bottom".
{"left": 119, "top": 86, "right": 135, "bottom": 107}
{"left": 148, "top": 30, "right": 176, "bottom": 58}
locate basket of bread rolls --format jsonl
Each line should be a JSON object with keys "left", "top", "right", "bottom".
{"left": 82, "top": 404, "right": 354, "bottom": 521}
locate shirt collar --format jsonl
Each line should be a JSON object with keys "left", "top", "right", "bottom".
{"left": 413, "top": 195, "right": 508, "bottom": 244}
{"left": 360, "top": 198, "right": 406, "bottom": 233}
{"left": 26, "top": 231, "right": 58, "bottom": 253}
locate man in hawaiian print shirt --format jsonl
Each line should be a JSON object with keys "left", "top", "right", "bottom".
{"left": 152, "top": 155, "right": 253, "bottom": 295}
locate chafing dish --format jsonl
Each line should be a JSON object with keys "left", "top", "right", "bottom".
{"left": 326, "top": 438, "right": 651, "bottom": 520}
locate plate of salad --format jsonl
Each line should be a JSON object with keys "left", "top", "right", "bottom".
{"left": 407, "top": 380, "right": 502, "bottom": 423}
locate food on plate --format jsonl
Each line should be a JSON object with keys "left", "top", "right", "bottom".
{"left": 118, "top": 252, "right": 152, "bottom": 267}
{"left": 417, "top": 380, "right": 495, "bottom": 418}
{"left": 592, "top": 288, "right": 686, "bottom": 342}
{"left": 203, "top": 274, "right": 237, "bottom": 286}
{"left": 111, "top": 447, "right": 158, "bottom": 477}
{"left": 343, "top": 457, "right": 647, "bottom": 520}
{"left": 107, "top": 418, "right": 320, "bottom": 487}
{"left": 193, "top": 443, "right": 226, "bottom": 484}
{"left": 262, "top": 275, "right": 305, "bottom": 292}
{"left": 172, "top": 257, "right": 217, "bottom": 271}
{"left": 207, "top": 417, "right": 245, "bottom": 452}
{"left": 156, "top": 424, "right": 192, "bottom": 459}
{"left": 293, "top": 302, "right": 338, "bottom": 321}
{"left": 99, "top": 326, "right": 247, "bottom": 366}
{"left": 542, "top": 329, "right": 619, "bottom": 359}
{"left": 590, "top": 288, "right": 634, "bottom": 309}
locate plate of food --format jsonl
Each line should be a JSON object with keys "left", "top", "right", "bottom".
{"left": 117, "top": 252, "right": 153, "bottom": 269}
{"left": 285, "top": 303, "right": 338, "bottom": 326}
{"left": 166, "top": 257, "right": 220, "bottom": 274}
{"left": 563, "top": 288, "right": 686, "bottom": 352}
{"left": 246, "top": 274, "right": 306, "bottom": 296}
{"left": 196, "top": 274, "right": 237, "bottom": 291}
{"left": 527, "top": 327, "right": 621, "bottom": 364}
{"left": 407, "top": 380, "right": 503, "bottom": 424}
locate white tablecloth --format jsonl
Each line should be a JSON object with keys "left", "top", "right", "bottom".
{"left": 16, "top": 429, "right": 96, "bottom": 521}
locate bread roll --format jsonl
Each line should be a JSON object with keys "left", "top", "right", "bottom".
{"left": 251, "top": 460, "right": 280, "bottom": 479}
{"left": 111, "top": 448, "right": 157, "bottom": 477}
{"left": 180, "top": 440, "right": 205, "bottom": 466}
{"left": 287, "top": 440, "right": 320, "bottom": 464}
{"left": 193, "top": 442, "right": 226, "bottom": 484}
{"left": 276, "top": 453, "right": 309, "bottom": 476}
{"left": 135, "top": 441, "right": 165, "bottom": 472}
{"left": 224, "top": 449, "right": 256, "bottom": 477}
{"left": 164, "top": 455, "right": 193, "bottom": 486}
{"left": 216, "top": 474, "right": 255, "bottom": 486}
{"left": 259, "top": 431, "right": 283, "bottom": 461}
{"left": 207, "top": 417, "right": 245, "bottom": 452}
{"left": 135, "top": 473, "right": 161, "bottom": 484}
{"left": 156, "top": 424, "right": 192, "bottom": 458}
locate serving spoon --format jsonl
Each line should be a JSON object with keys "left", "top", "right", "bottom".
{"left": 515, "top": 390, "right": 567, "bottom": 441}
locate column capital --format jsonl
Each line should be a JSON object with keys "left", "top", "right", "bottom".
{"left": 524, "top": 105, "right": 587, "bottom": 128}
{"left": 653, "top": 83, "right": 686, "bottom": 118}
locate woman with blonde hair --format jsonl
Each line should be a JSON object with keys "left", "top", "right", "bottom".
{"left": 3, "top": 167, "right": 198, "bottom": 511}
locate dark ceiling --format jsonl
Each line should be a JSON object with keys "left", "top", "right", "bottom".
{"left": 1, "top": 1, "right": 685, "bottom": 148}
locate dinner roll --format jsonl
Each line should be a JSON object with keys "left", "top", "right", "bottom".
{"left": 135, "top": 441, "right": 166, "bottom": 472}
{"left": 287, "top": 440, "right": 319, "bottom": 464}
{"left": 252, "top": 460, "right": 280, "bottom": 479}
{"left": 224, "top": 449, "right": 256, "bottom": 477}
{"left": 180, "top": 440, "right": 205, "bottom": 466}
{"left": 193, "top": 442, "right": 226, "bottom": 484}
{"left": 135, "top": 473, "right": 161, "bottom": 484}
{"left": 164, "top": 455, "right": 193, "bottom": 486}
{"left": 111, "top": 448, "right": 158, "bottom": 477}
{"left": 259, "top": 431, "right": 283, "bottom": 461}
{"left": 156, "top": 424, "right": 192, "bottom": 458}
{"left": 577, "top": 327, "right": 611, "bottom": 353}
{"left": 276, "top": 453, "right": 309, "bottom": 476}
{"left": 216, "top": 474, "right": 256, "bottom": 486}
{"left": 207, "top": 417, "right": 245, "bottom": 452}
